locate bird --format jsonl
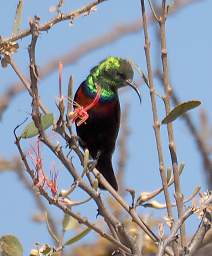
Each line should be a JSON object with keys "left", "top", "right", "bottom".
{"left": 71, "top": 56, "right": 141, "bottom": 191}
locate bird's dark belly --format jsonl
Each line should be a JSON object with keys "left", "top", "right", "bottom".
{"left": 76, "top": 108, "right": 120, "bottom": 159}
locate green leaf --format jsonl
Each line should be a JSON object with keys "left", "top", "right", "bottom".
{"left": 45, "top": 212, "right": 59, "bottom": 244}
{"left": 62, "top": 214, "right": 78, "bottom": 232}
{"left": 21, "top": 113, "right": 54, "bottom": 138}
{"left": 162, "top": 100, "right": 201, "bottom": 124}
{"left": 64, "top": 227, "right": 91, "bottom": 246}
{"left": 0, "top": 235, "right": 23, "bottom": 256}
{"left": 12, "top": 0, "right": 24, "bottom": 34}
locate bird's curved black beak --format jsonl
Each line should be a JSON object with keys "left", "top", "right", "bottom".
{"left": 126, "top": 80, "right": 142, "bottom": 104}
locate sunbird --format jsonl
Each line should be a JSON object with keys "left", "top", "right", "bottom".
{"left": 72, "top": 56, "right": 141, "bottom": 190}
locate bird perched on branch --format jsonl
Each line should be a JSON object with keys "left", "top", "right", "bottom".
{"left": 71, "top": 56, "right": 141, "bottom": 190}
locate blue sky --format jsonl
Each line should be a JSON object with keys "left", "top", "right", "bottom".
{"left": 0, "top": 0, "right": 211, "bottom": 254}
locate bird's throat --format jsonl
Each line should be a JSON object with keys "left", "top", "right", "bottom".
{"left": 86, "top": 75, "right": 116, "bottom": 100}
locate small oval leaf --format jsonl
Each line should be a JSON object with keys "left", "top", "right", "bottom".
{"left": 62, "top": 214, "right": 78, "bottom": 232}
{"left": 162, "top": 100, "right": 201, "bottom": 124}
{"left": 64, "top": 227, "right": 91, "bottom": 246}
{"left": 0, "top": 235, "right": 23, "bottom": 256}
{"left": 12, "top": 0, "right": 24, "bottom": 34}
{"left": 21, "top": 113, "right": 54, "bottom": 138}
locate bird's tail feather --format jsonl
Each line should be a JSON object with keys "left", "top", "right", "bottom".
{"left": 96, "top": 153, "right": 118, "bottom": 191}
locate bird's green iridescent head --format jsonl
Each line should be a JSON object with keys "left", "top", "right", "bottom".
{"left": 86, "top": 56, "right": 136, "bottom": 99}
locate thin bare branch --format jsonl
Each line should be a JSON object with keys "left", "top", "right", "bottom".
{"left": 158, "top": 1, "right": 186, "bottom": 248}
{"left": 157, "top": 207, "right": 194, "bottom": 256}
{"left": 140, "top": 0, "right": 174, "bottom": 234}
{"left": 0, "top": 0, "right": 203, "bottom": 119}
{"left": 186, "top": 195, "right": 212, "bottom": 256}
{"left": 0, "top": 0, "right": 109, "bottom": 47}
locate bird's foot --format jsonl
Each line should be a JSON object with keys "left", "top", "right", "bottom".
{"left": 66, "top": 135, "right": 86, "bottom": 149}
{"left": 87, "top": 151, "right": 101, "bottom": 171}
{"left": 88, "top": 159, "right": 98, "bottom": 171}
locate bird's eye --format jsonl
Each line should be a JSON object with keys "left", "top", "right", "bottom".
{"left": 117, "top": 72, "right": 126, "bottom": 80}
